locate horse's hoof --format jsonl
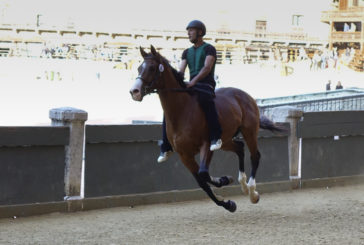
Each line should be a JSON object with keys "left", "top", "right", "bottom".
{"left": 227, "top": 176, "right": 234, "bottom": 184}
{"left": 250, "top": 192, "right": 260, "bottom": 204}
{"left": 226, "top": 200, "right": 237, "bottom": 213}
{"left": 238, "top": 173, "right": 248, "bottom": 195}
{"left": 241, "top": 185, "right": 249, "bottom": 195}
{"left": 221, "top": 176, "right": 234, "bottom": 186}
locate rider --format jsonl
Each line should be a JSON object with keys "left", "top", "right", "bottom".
{"left": 158, "top": 20, "right": 222, "bottom": 163}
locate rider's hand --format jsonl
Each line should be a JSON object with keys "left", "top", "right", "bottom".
{"left": 186, "top": 82, "right": 194, "bottom": 88}
{"left": 186, "top": 79, "right": 197, "bottom": 88}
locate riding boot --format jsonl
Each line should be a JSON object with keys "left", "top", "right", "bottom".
{"left": 158, "top": 116, "right": 173, "bottom": 163}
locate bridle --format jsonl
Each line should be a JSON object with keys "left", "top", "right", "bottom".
{"left": 136, "top": 57, "right": 166, "bottom": 95}
{"left": 136, "top": 70, "right": 161, "bottom": 95}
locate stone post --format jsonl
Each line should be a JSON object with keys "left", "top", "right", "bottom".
{"left": 272, "top": 106, "right": 303, "bottom": 188}
{"left": 49, "top": 107, "right": 88, "bottom": 199}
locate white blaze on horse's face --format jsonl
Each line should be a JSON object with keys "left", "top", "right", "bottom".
{"left": 130, "top": 62, "right": 147, "bottom": 102}
{"left": 130, "top": 59, "right": 163, "bottom": 102}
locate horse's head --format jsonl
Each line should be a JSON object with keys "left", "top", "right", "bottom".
{"left": 130, "top": 45, "right": 166, "bottom": 102}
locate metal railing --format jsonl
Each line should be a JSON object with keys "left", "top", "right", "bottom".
{"left": 259, "top": 93, "right": 364, "bottom": 118}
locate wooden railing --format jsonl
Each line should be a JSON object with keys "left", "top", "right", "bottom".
{"left": 331, "top": 31, "right": 362, "bottom": 41}
{"left": 0, "top": 23, "right": 323, "bottom": 45}
{"left": 321, "top": 7, "right": 364, "bottom": 22}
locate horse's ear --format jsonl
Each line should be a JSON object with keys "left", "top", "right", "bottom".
{"left": 140, "top": 47, "right": 147, "bottom": 58}
{"left": 150, "top": 45, "right": 157, "bottom": 56}
{"left": 150, "top": 45, "right": 163, "bottom": 63}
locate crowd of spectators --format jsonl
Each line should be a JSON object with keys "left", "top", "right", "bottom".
{"left": 4, "top": 42, "right": 184, "bottom": 71}
{"left": 309, "top": 47, "right": 356, "bottom": 72}
{"left": 7, "top": 42, "right": 117, "bottom": 62}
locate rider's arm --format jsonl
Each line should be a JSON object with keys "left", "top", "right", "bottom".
{"left": 179, "top": 49, "right": 188, "bottom": 75}
{"left": 186, "top": 55, "right": 215, "bottom": 88}
{"left": 179, "top": 59, "right": 187, "bottom": 74}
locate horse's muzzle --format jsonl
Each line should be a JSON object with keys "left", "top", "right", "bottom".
{"left": 130, "top": 88, "right": 142, "bottom": 101}
{"left": 130, "top": 78, "right": 144, "bottom": 101}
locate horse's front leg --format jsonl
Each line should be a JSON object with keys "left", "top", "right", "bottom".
{"left": 180, "top": 153, "right": 236, "bottom": 213}
{"left": 198, "top": 143, "right": 234, "bottom": 188}
{"left": 193, "top": 173, "right": 236, "bottom": 213}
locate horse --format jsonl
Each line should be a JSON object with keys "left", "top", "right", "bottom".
{"left": 130, "top": 45, "right": 284, "bottom": 212}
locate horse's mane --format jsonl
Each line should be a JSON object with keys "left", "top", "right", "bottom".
{"left": 146, "top": 53, "right": 187, "bottom": 88}
{"left": 169, "top": 64, "right": 187, "bottom": 89}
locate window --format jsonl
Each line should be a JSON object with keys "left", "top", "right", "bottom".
{"left": 292, "top": 15, "right": 304, "bottom": 26}
{"left": 256, "top": 20, "right": 267, "bottom": 31}
{"left": 255, "top": 20, "right": 267, "bottom": 38}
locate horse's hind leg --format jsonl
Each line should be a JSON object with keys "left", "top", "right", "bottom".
{"left": 241, "top": 129, "right": 261, "bottom": 204}
{"left": 223, "top": 139, "right": 249, "bottom": 195}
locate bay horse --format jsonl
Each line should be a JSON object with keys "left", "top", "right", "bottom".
{"left": 130, "top": 45, "right": 283, "bottom": 212}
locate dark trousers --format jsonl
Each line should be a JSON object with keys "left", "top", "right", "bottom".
{"left": 196, "top": 91, "right": 222, "bottom": 141}
{"left": 161, "top": 116, "right": 173, "bottom": 152}
{"left": 161, "top": 89, "right": 222, "bottom": 152}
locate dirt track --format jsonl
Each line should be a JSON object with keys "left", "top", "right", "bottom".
{"left": 0, "top": 184, "right": 363, "bottom": 245}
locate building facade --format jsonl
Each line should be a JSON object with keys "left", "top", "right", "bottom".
{"left": 0, "top": 0, "right": 330, "bottom": 65}
{"left": 321, "top": 0, "right": 364, "bottom": 51}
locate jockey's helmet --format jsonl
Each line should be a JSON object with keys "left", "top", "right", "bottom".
{"left": 186, "top": 20, "right": 206, "bottom": 36}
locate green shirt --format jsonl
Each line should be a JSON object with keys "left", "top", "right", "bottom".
{"left": 182, "top": 42, "right": 216, "bottom": 86}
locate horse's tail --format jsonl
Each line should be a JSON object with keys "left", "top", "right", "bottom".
{"left": 259, "top": 115, "right": 287, "bottom": 133}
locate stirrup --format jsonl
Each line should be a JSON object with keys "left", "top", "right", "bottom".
{"left": 210, "top": 139, "right": 222, "bottom": 151}
{"left": 157, "top": 151, "right": 172, "bottom": 163}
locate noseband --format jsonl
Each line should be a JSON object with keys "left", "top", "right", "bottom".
{"left": 136, "top": 72, "right": 160, "bottom": 95}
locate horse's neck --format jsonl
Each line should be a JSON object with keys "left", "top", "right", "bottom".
{"left": 159, "top": 71, "right": 195, "bottom": 125}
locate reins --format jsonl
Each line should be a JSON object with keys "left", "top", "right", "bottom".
{"left": 158, "top": 86, "right": 215, "bottom": 97}
{"left": 145, "top": 84, "right": 215, "bottom": 97}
